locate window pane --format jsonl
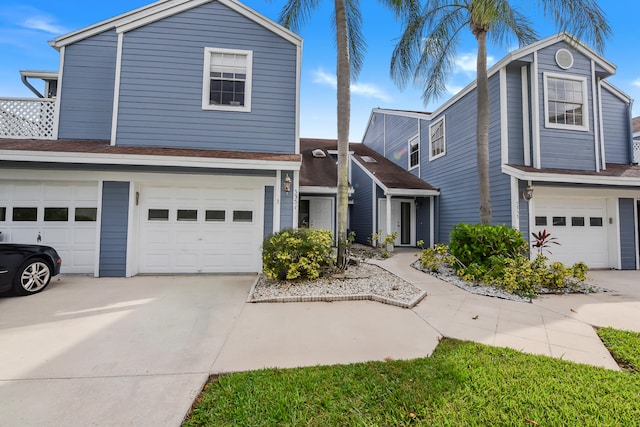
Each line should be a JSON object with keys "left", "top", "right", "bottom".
{"left": 44, "top": 207, "right": 68, "bottom": 221}
{"left": 571, "top": 217, "right": 585, "bottom": 226}
{"left": 177, "top": 209, "right": 198, "bottom": 221}
{"left": 0, "top": 207, "right": 5, "bottom": 221}
{"left": 13, "top": 207, "right": 37, "bottom": 221}
{"left": 75, "top": 208, "right": 97, "bottom": 222}
{"left": 148, "top": 209, "right": 169, "bottom": 221}
{"left": 233, "top": 210, "right": 253, "bottom": 222}
{"left": 590, "top": 217, "right": 603, "bottom": 227}
{"left": 205, "top": 210, "right": 225, "bottom": 222}
{"left": 552, "top": 216, "right": 566, "bottom": 226}
{"left": 535, "top": 216, "right": 547, "bottom": 226}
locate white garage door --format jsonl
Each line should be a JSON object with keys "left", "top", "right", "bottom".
{"left": 534, "top": 196, "right": 609, "bottom": 268}
{"left": 138, "top": 185, "right": 263, "bottom": 273}
{"left": 0, "top": 181, "right": 98, "bottom": 273}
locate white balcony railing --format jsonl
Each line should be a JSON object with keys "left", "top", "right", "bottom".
{"left": 634, "top": 142, "right": 640, "bottom": 164}
{"left": 0, "top": 98, "right": 56, "bottom": 139}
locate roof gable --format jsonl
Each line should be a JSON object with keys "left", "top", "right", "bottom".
{"left": 51, "top": 0, "right": 301, "bottom": 49}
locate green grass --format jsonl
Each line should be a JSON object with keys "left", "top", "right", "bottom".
{"left": 598, "top": 327, "right": 640, "bottom": 373}
{"left": 184, "top": 339, "right": 640, "bottom": 426}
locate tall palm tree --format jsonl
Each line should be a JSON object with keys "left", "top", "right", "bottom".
{"left": 277, "top": 0, "right": 416, "bottom": 267}
{"left": 391, "top": 0, "right": 610, "bottom": 225}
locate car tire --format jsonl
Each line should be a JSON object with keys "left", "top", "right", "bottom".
{"left": 12, "top": 259, "right": 52, "bottom": 296}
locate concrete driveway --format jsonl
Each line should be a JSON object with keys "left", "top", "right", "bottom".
{"left": 0, "top": 274, "right": 253, "bottom": 426}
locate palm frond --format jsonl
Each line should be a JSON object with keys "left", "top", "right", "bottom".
{"left": 537, "top": 0, "right": 611, "bottom": 52}
{"left": 487, "top": 0, "right": 538, "bottom": 48}
{"left": 342, "top": 0, "right": 367, "bottom": 78}
{"left": 277, "top": 0, "right": 321, "bottom": 32}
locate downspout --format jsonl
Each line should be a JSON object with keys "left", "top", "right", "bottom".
{"left": 21, "top": 75, "right": 44, "bottom": 98}
{"left": 629, "top": 100, "right": 636, "bottom": 164}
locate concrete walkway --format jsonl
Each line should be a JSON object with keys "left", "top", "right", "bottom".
{"left": 1, "top": 253, "right": 638, "bottom": 426}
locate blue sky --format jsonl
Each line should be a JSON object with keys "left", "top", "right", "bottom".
{"left": 1, "top": 0, "right": 638, "bottom": 140}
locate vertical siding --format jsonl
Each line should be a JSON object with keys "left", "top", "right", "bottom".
{"left": 619, "top": 198, "right": 637, "bottom": 270}
{"left": 601, "top": 87, "right": 630, "bottom": 164}
{"left": 280, "top": 171, "right": 294, "bottom": 229}
{"left": 263, "top": 186, "right": 274, "bottom": 237}
{"left": 362, "top": 112, "right": 386, "bottom": 154}
{"left": 506, "top": 65, "right": 524, "bottom": 164}
{"left": 58, "top": 29, "right": 117, "bottom": 140}
{"left": 537, "top": 42, "right": 596, "bottom": 170}
{"left": 350, "top": 163, "right": 373, "bottom": 245}
{"left": 415, "top": 197, "right": 430, "bottom": 246}
{"left": 99, "top": 181, "right": 129, "bottom": 277}
{"left": 115, "top": 2, "right": 297, "bottom": 153}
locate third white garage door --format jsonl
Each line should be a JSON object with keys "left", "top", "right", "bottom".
{"left": 533, "top": 196, "right": 609, "bottom": 268}
{"left": 138, "top": 185, "right": 263, "bottom": 274}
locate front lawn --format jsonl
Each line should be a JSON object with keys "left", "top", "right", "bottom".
{"left": 597, "top": 327, "right": 640, "bottom": 373}
{"left": 184, "top": 339, "right": 640, "bottom": 426}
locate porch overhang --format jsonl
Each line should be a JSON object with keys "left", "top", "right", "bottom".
{"left": 503, "top": 164, "right": 640, "bottom": 187}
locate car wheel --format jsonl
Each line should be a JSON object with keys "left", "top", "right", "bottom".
{"left": 13, "top": 259, "right": 52, "bottom": 296}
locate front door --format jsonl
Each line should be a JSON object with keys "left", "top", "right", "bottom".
{"left": 378, "top": 199, "right": 414, "bottom": 246}
{"left": 299, "top": 197, "right": 334, "bottom": 237}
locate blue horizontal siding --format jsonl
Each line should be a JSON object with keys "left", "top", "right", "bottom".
{"left": 619, "top": 198, "right": 637, "bottom": 270}
{"left": 601, "top": 87, "right": 630, "bottom": 164}
{"left": 350, "top": 162, "right": 373, "bottom": 245}
{"left": 115, "top": 1, "right": 297, "bottom": 153}
{"left": 99, "top": 181, "right": 129, "bottom": 277}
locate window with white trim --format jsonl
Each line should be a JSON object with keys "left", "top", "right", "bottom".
{"left": 429, "top": 117, "right": 446, "bottom": 160}
{"left": 408, "top": 135, "right": 420, "bottom": 169}
{"left": 543, "top": 73, "right": 588, "bottom": 131}
{"left": 202, "top": 47, "right": 253, "bottom": 112}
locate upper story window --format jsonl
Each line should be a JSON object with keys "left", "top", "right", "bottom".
{"left": 429, "top": 117, "right": 446, "bottom": 161}
{"left": 202, "top": 47, "right": 253, "bottom": 112}
{"left": 543, "top": 73, "right": 589, "bottom": 131}
{"left": 408, "top": 135, "right": 420, "bottom": 169}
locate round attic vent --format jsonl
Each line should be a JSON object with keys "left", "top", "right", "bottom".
{"left": 555, "top": 48, "right": 574, "bottom": 70}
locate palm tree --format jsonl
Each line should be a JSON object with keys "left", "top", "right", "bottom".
{"left": 391, "top": 0, "right": 610, "bottom": 225}
{"left": 277, "top": 0, "right": 416, "bottom": 267}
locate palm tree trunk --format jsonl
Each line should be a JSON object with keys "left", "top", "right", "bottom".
{"left": 335, "top": 0, "right": 350, "bottom": 267}
{"left": 476, "top": 30, "right": 492, "bottom": 225}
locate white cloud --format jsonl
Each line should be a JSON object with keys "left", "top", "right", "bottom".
{"left": 454, "top": 52, "right": 496, "bottom": 75}
{"left": 632, "top": 78, "right": 640, "bottom": 88}
{"left": 446, "top": 84, "right": 464, "bottom": 96}
{"left": 312, "top": 69, "right": 392, "bottom": 102}
{"left": 21, "top": 16, "right": 68, "bottom": 35}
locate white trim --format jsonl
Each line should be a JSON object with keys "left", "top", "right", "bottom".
{"left": 125, "top": 181, "right": 137, "bottom": 277}
{"left": 601, "top": 80, "right": 632, "bottom": 102}
{"left": 0, "top": 150, "right": 301, "bottom": 171}
{"left": 383, "top": 113, "right": 387, "bottom": 156}
{"left": 591, "top": 60, "right": 601, "bottom": 172}
{"left": 371, "top": 108, "right": 430, "bottom": 120}
{"left": 428, "top": 116, "right": 446, "bottom": 161}
{"left": 51, "top": 0, "right": 302, "bottom": 48}
{"left": 19, "top": 70, "right": 58, "bottom": 80}
{"left": 555, "top": 48, "right": 574, "bottom": 70}
{"left": 202, "top": 47, "right": 253, "bottom": 112}
{"left": 52, "top": 46, "right": 64, "bottom": 139}
{"left": 408, "top": 133, "right": 420, "bottom": 170}
{"left": 300, "top": 195, "right": 335, "bottom": 236}
{"left": 531, "top": 51, "right": 541, "bottom": 168}
{"left": 386, "top": 195, "right": 392, "bottom": 239}
{"left": 510, "top": 176, "right": 520, "bottom": 230}
{"left": 371, "top": 180, "right": 377, "bottom": 240}
{"left": 351, "top": 157, "right": 439, "bottom": 197}
{"left": 110, "top": 33, "right": 124, "bottom": 145}
{"left": 429, "top": 196, "right": 435, "bottom": 248}
{"left": 502, "top": 164, "right": 640, "bottom": 186}
{"left": 521, "top": 65, "right": 531, "bottom": 166}
{"left": 274, "top": 170, "right": 281, "bottom": 232}
{"left": 500, "top": 67, "right": 508, "bottom": 165}
{"left": 299, "top": 186, "right": 354, "bottom": 195}
{"left": 598, "top": 80, "right": 606, "bottom": 170}
{"left": 94, "top": 180, "right": 104, "bottom": 278}
{"left": 528, "top": 191, "right": 536, "bottom": 260}
{"left": 615, "top": 198, "right": 622, "bottom": 269}
{"left": 542, "top": 72, "right": 590, "bottom": 132}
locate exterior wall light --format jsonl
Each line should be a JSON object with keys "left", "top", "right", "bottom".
{"left": 522, "top": 185, "right": 534, "bottom": 201}
{"left": 283, "top": 174, "right": 292, "bottom": 194}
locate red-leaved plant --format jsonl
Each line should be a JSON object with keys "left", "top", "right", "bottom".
{"left": 531, "top": 229, "right": 560, "bottom": 255}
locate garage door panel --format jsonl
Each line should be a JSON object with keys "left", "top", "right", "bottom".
{"left": 138, "top": 185, "right": 263, "bottom": 273}
{"left": 534, "top": 196, "right": 609, "bottom": 268}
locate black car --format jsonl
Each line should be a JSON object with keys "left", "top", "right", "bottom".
{"left": 0, "top": 244, "right": 62, "bottom": 296}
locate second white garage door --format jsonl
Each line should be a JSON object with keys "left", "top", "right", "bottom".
{"left": 533, "top": 196, "right": 609, "bottom": 268}
{"left": 138, "top": 185, "right": 263, "bottom": 273}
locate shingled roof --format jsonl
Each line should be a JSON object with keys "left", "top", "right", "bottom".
{"left": 299, "top": 138, "right": 340, "bottom": 188}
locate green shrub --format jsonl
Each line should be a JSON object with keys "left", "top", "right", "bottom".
{"left": 420, "top": 244, "right": 456, "bottom": 272}
{"left": 449, "top": 223, "right": 528, "bottom": 267}
{"left": 262, "top": 228, "right": 333, "bottom": 280}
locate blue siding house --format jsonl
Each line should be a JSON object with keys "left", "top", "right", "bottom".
{"left": 0, "top": 0, "right": 302, "bottom": 276}
{"left": 360, "top": 34, "right": 640, "bottom": 270}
